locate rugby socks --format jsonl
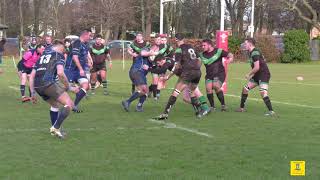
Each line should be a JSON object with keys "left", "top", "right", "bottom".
{"left": 137, "top": 94, "right": 147, "bottom": 107}
{"left": 156, "top": 89, "right": 161, "bottom": 98}
{"left": 127, "top": 92, "right": 140, "bottom": 103}
{"left": 50, "top": 107, "right": 59, "bottom": 126}
{"left": 53, "top": 105, "right": 71, "bottom": 129}
{"left": 240, "top": 93, "right": 248, "bottom": 108}
{"left": 20, "top": 85, "right": 25, "bottom": 97}
{"left": 199, "top": 96, "right": 210, "bottom": 111}
{"left": 74, "top": 88, "right": 86, "bottom": 106}
{"left": 191, "top": 96, "right": 201, "bottom": 113}
{"left": 102, "top": 81, "right": 107, "bottom": 91}
{"left": 90, "top": 82, "right": 95, "bottom": 92}
{"left": 131, "top": 84, "right": 135, "bottom": 94}
{"left": 28, "top": 87, "right": 32, "bottom": 97}
{"left": 164, "top": 96, "right": 177, "bottom": 114}
{"left": 152, "top": 84, "right": 157, "bottom": 98}
{"left": 207, "top": 93, "right": 215, "bottom": 108}
{"left": 216, "top": 91, "right": 225, "bottom": 106}
{"left": 263, "top": 96, "right": 273, "bottom": 111}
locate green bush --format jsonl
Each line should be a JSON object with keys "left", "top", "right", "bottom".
{"left": 282, "top": 29, "right": 310, "bottom": 63}
{"left": 228, "top": 36, "right": 242, "bottom": 54}
{"left": 255, "top": 35, "right": 281, "bottom": 63}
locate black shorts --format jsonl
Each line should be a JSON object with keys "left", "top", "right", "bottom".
{"left": 206, "top": 72, "right": 226, "bottom": 85}
{"left": 21, "top": 63, "right": 33, "bottom": 74}
{"left": 129, "top": 69, "right": 147, "bottom": 86}
{"left": 17, "top": 60, "right": 24, "bottom": 72}
{"left": 35, "top": 83, "right": 65, "bottom": 101}
{"left": 251, "top": 72, "right": 271, "bottom": 85}
{"left": 90, "top": 62, "right": 106, "bottom": 73}
{"left": 180, "top": 70, "right": 201, "bottom": 84}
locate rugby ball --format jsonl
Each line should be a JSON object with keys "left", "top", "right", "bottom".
{"left": 296, "top": 76, "right": 304, "bottom": 81}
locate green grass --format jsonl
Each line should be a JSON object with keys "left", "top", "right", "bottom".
{"left": 0, "top": 57, "right": 320, "bottom": 179}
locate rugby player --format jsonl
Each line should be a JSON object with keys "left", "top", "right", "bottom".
{"left": 200, "top": 39, "right": 233, "bottom": 111}
{"left": 150, "top": 55, "right": 210, "bottom": 115}
{"left": 28, "top": 37, "right": 37, "bottom": 50}
{"left": 121, "top": 45, "right": 158, "bottom": 112}
{"left": 64, "top": 38, "right": 71, "bottom": 60}
{"left": 236, "top": 38, "right": 276, "bottom": 116}
{"left": 89, "top": 34, "right": 111, "bottom": 95}
{"left": 19, "top": 44, "right": 45, "bottom": 102}
{"left": 44, "top": 35, "right": 53, "bottom": 52}
{"left": 153, "top": 33, "right": 209, "bottom": 120}
{"left": 148, "top": 34, "right": 169, "bottom": 101}
{"left": 128, "top": 32, "right": 150, "bottom": 94}
{"left": 29, "top": 40, "right": 78, "bottom": 139}
{"left": 65, "top": 29, "right": 92, "bottom": 113}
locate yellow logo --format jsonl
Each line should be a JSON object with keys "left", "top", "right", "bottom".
{"left": 290, "top": 161, "right": 305, "bottom": 176}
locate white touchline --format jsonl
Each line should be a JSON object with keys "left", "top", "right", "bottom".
{"left": 232, "top": 78, "right": 320, "bottom": 86}
{"left": 147, "top": 119, "right": 213, "bottom": 138}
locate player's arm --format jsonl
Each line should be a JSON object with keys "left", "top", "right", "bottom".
{"left": 165, "top": 62, "right": 180, "bottom": 81}
{"left": 87, "top": 52, "right": 93, "bottom": 68}
{"left": 141, "top": 49, "right": 158, "bottom": 57}
{"left": 246, "top": 58, "right": 260, "bottom": 80}
{"left": 128, "top": 44, "right": 139, "bottom": 57}
{"left": 105, "top": 47, "right": 112, "bottom": 68}
{"left": 226, "top": 52, "right": 234, "bottom": 63}
{"left": 72, "top": 41, "right": 85, "bottom": 76}
{"left": 72, "top": 54, "right": 84, "bottom": 75}
{"left": 57, "top": 64, "right": 70, "bottom": 90}
{"left": 158, "top": 44, "right": 168, "bottom": 56}
{"left": 221, "top": 49, "right": 234, "bottom": 63}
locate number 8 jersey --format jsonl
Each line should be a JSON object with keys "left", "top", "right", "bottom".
{"left": 174, "top": 44, "right": 201, "bottom": 71}
{"left": 33, "top": 50, "right": 65, "bottom": 88}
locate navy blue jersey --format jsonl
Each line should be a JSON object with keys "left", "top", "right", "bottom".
{"left": 65, "top": 39, "right": 89, "bottom": 70}
{"left": 130, "top": 56, "right": 151, "bottom": 75}
{"left": 33, "top": 50, "right": 65, "bottom": 88}
{"left": 44, "top": 43, "right": 53, "bottom": 53}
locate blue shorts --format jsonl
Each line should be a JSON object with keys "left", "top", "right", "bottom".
{"left": 129, "top": 69, "right": 147, "bottom": 86}
{"left": 65, "top": 68, "right": 88, "bottom": 84}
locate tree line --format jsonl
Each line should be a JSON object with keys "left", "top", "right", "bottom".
{"left": 0, "top": 0, "right": 319, "bottom": 39}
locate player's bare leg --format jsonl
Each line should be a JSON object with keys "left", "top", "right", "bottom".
{"left": 90, "top": 72, "right": 97, "bottom": 95}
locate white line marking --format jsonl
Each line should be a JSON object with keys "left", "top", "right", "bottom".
{"left": 225, "top": 94, "right": 320, "bottom": 109}
{"left": 8, "top": 80, "right": 320, "bottom": 109}
{"left": 8, "top": 86, "right": 20, "bottom": 91}
{"left": 0, "top": 126, "right": 161, "bottom": 133}
{"left": 147, "top": 119, "right": 213, "bottom": 138}
{"left": 169, "top": 87, "right": 319, "bottom": 109}
{"left": 232, "top": 78, "right": 320, "bottom": 86}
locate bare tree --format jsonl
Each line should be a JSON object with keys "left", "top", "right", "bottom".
{"left": 283, "top": 0, "right": 320, "bottom": 30}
